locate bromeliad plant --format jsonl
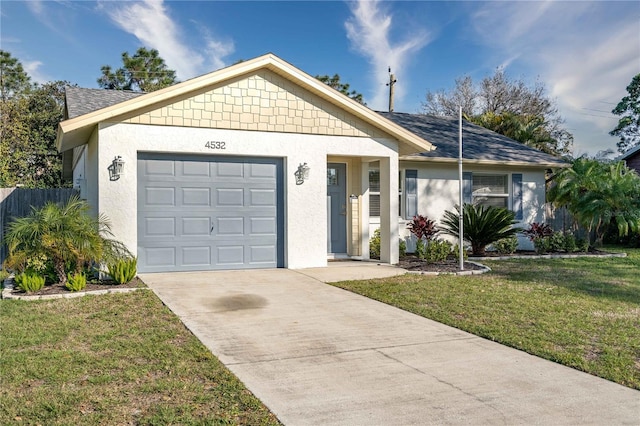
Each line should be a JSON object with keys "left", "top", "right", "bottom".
{"left": 4, "top": 196, "right": 130, "bottom": 287}
{"left": 440, "top": 203, "right": 518, "bottom": 256}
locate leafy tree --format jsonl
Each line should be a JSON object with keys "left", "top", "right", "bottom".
{"left": 0, "top": 50, "right": 31, "bottom": 101}
{"left": 610, "top": 73, "right": 640, "bottom": 153}
{"left": 0, "top": 80, "right": 69, "bottom": 188}
{"left": 548, "top": 158, "right": 640, "bottom": 245}
{"left": 440, "top": 204, "right": 518, "bottom": 256}
{"left": 97, "top": 47, "right": 177, "bottom": 92}
{"left": 422, "top": 68, "right": 572, "bottom": 156}
{"left": 4, "top": 196, "right": 130, "bottom": 286}
{"left": 316, "top": 74, "right": 365, "bottom": 104}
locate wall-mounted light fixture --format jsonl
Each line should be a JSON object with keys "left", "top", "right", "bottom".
{"left": 108, "top": 156, "right": 125, "bottom": 181}
{"left": 294, "top": 162, "right": 310, "bottom": 185}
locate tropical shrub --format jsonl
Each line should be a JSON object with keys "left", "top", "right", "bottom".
{"left": 4, "top": 196, "right": 130, "bottom": 286}
{"left": 0, "top": 269, "right": 8, "bottom": 283}
{"left": 424, "top": 239, "right": 452, "bottom": 263}
{"left": 369, "top": 229, "right": 408, "bottom": 259}
{"left": 563, "top": 233, "right": 578, "bottom": 253}
{"left": 65, "top": 272, "right": 87, "bottom": 292}
{"left": 369, "top": 228, "right": 381, "bottom": 258}
{"left": 440, "top": 204, "right": 518, "bottom": 256}
{"left": 15, "top": 270, "right": 45, "bottom": 293}
{"left": 399, "top": 239, "right": 407, "bottom": 257}
{"left": 548, "top": 232, "right": 565, "bottom": 252}
{"left": 407, "top": 215, "right": 438, "bottom": 242}
{"left": 493, "top": 236, "right": 519, "bottom": 255}
{"left": 548, "top": 158, "right": 640, "bottom": 245}
{"left": 576, "top": 237, "right": 590, "bottom": 253}
{"left": 522, "top": 222, "right": 553, "bottom": 241}
{"left": 107, "top": 257, "right": 137, "bottom": 284}
{"left": 533, "top": 236, "right": 552, "bottom": 254}
{"left": 452, "top": 244, "right": 468, "bottom": 262}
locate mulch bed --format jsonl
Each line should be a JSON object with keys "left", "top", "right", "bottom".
{"left": 8, "top": 276, "right": 146, "bottom": 296}
{"left": 397, "top": 256, "right": 485, "bottom": 272}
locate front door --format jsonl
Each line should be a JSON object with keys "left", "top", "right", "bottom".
{"left": 327, "top": 163, "right": 347, "bottom": 254}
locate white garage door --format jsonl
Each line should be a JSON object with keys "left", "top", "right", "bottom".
{"left": 137, "top": 153, "right": 284, "bottom": 273}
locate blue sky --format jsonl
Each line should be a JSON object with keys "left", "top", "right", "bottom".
{"left": 2, "top": 1, "right": 639, "bottom": 156}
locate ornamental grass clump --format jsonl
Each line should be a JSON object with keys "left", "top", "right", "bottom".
{"left": 107, "top": 257, "right": 137, "bottom": 284}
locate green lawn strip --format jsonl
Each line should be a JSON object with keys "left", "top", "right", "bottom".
{"left": 331, "top": 247, "right": 640, "bottom": 390}
{"left": 0, "top": 291, "right": 280, "bottom": 425}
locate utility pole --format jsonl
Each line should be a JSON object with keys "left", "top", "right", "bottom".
{"left": 387, "top": 67, "right": 397, "bottom": 112}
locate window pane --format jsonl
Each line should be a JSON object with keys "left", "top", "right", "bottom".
{"left": 369, "top": 169, "right": 380, "bottom": 192}
{"left": 370, "top": 194, "right": 380, "bottom": 217}
{"left": 474, "top": 196, "right": 508, "bottom": 208}
{"left": 473, "top": 175, "right": 507, "bottom": 195}
{"left": 327, "top": 168, "right": 338, "bottom": 186}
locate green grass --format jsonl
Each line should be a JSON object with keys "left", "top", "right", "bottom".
{"left": 331, "top": 247, "right": 640, "bottom": 390}
{"left": 0, "top": 291, "right": 280, "bottom": 425}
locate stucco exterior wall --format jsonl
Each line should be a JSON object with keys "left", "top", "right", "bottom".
{"left": 122, "top": 70, "right": 386, "bottom": 139}
{"left": 371, "top": 162, "right": 548, "bottom": 252}
{"left": 94, "top": 122, "right": 398, "bottom": 269}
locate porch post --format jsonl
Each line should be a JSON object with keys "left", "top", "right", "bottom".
{"left": 361, "top": 160, "right": 371, "bottom": 260}
{"left": 379, "top": 156, "right": 399, "bottom": 264}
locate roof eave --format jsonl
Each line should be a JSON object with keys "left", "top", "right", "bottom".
{"left": 399, "top": 155, "right": 569, "bottom": 168}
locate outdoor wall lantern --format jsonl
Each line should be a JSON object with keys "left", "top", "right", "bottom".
{"left": 294, "top": 162, "right": 310, "bottom": 185}
{"left": 108, "top": 156, "right": 125, "bottom": 181}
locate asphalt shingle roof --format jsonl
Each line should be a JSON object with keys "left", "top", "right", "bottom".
{"left": 65, "top": 86, "right": 144, "bottom": 119}
{"left": 379, "top": 111, "right": 566, "bottom": 166}
{"left": 63, "top": 87, "right": 566, "bottom": 167}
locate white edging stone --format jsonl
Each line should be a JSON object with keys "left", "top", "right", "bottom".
{"left": 1, "top": 274, "right": 148, "bottom": 301}
{"left": 405, "top": 261, "right": 491, "bottom": 276}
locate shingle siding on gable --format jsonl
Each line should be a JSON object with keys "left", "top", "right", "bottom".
{"left": 122, "top": 70, "right": 385, "bottom": 139}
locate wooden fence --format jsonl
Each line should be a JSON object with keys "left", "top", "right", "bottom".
{"left": 0, "top": 188, "right": 78, "bottom": 264}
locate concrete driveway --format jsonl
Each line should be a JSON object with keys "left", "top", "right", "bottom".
{"left": 141, "top": 263, "right": 639, "bottom": 425}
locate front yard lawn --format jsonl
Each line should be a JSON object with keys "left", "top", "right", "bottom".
{"left": 332, "top": 247, "right": 640, "bottom": 390}
{"left": 0, "top": 291, "right": 280, "bottom": 425}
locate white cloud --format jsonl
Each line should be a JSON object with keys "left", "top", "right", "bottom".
{"left": 469, "top": 1, "right": 640, "bottom": 155}
{"left": 23, "top": 60, "right": 49, "bottom": 84}
{"left": 345, "top": 0, "right": 430, "bottom": 110}
{"left": 101, "top": 0, "right": 234, "bottom": 80}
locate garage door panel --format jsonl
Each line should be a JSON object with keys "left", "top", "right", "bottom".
{"left": 182, "top": 217, "right": 211, "bottom": 236}
{"left": 182, "top": 160, "right": 210, "bottom": 177}
{"left": 182, "top": 187, "right": 211, "bottom": 206}
{"left": 144, "top": 159, "right": 175, "bottom": 176}
{"left": 217, "top": 245, "right": 245, "bottom": 265}
{"left": 250, "top": 163, "right": 277, "bottom": 178}
{"left": 145, "top": 217, "right": 176, "bottom": 237}
{"left": 217, "top": 188, "right": 244, "bottom": 206}
{"left": 250, "top": 188, "right": 276, "bottom": 206}
{"left": 138, "top": 154, "right": 283, "bottom": 272}
{"left": 145, "top": 187, "right": 176, "bottom": 206}
{"left": 143, "top": 247, "right": 177, "bottom": 267}
{"left": 250, "top": 217, "right": 276, "bottom": 235}
{"left": 250, "top": 245, "right": 277, "bottom": 263}
{"left": 216, "top": 217, "right": 244, "bottom": 235}
{"left": 217, "top": 162, "right": 244, "bottom": 177}
{"left": 182, "top": 246, "right": 211, "bottom": 266}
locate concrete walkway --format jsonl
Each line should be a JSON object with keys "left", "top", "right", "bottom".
{"left": 140, "top": 263, "right": 639, "bottom": 425}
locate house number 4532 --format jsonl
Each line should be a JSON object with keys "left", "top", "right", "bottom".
{"left": 205, "top": 141, "right": 226, "bottom": 150}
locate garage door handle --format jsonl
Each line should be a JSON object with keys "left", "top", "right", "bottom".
{"left": 210, "top": 225, "right": 215, "bottom": 234}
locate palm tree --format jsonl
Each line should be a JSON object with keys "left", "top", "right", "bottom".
{"left": 548, "top": 158, "right": 640, "bottom": 245}
{"left": 440, "top": 204, "right": 518, "bottom": 256}
{"left": 4, "top": 196, "right": 129, "bottom": 285}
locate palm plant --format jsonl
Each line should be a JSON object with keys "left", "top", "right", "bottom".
{"left": 4, "top": 196, "right": 129, "bottom": 286}
{"left": 548, "top": 158, "right": 640, "bottom": 245}
{"left": 440, "top": 203, "right": 518, "bottom": 256}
